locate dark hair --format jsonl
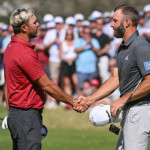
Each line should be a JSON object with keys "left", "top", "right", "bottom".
{"left": 114, "top": 5, "right": 139, "bottom": 27}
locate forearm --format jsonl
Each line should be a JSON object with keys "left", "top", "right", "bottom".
{"left": 36, "top": 75, "right": 73, "bottom": 105}
{"left": 44, "top": 41, "right": 55, "bottom": 49}
{"left": 91, "top": 45, "right": 100, "bottom": 54}
{"left": 98, "top": 44, "right": 110, "bottom": 56}
{"left": 87, "top": 69, "right": 119, "bottom": 105}
{"left": 123, "top": 77, "right": 150, "bottom": 103}
{"left": 75, "top": 45, "right": 86, "bottom": 53}
{"left": 44, "top": 84, "right": 73, "bottom": 105}
{"left": 35, "top": 44, "right": 45, "bottom": 51}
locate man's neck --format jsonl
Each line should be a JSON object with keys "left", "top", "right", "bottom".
{"left": 15, "top": 33, "right": 30, "bottom": 42}
{"left": 123, "top": 27, "right": 137, "bottom": 42}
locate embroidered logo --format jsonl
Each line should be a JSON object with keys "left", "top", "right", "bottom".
{"left": 144, "top": 61, "right": 150, "bottom": 71}
{"left": 125, "top": 55, "right": 128, "bottom": 60}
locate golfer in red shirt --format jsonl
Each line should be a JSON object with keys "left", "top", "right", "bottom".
{"left": 4, "top": 8, "right": 88, "bottom": 150}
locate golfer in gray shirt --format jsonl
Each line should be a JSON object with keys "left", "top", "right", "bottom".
{"left": 75, "top": 5, "right": 150, "bottom": 150}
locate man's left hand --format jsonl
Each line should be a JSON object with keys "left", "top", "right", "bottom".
{"left": 110, "top": 99, "right": 125, "bottom": 117}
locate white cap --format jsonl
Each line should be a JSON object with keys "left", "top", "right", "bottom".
{"left": 43, "top": 14, "right": 54, "bottom": 22}
{"left": 82, "top": 20, "right": 90, "bottom": 27}
{"left": 1, "top": 24, "right": 8, "bottom": 31}
{"left": 91, "top": 10, "right": 104, "bottom": 19}
{"left": 46, "top": 21, "right": 56, "bottom": 29}
{"left": 144, "top": 4, "right": 150, "bottom": 12}
{"left": 89, "top": 104, "right": 122, "bottom": 126}
{"left": 104, "top": 11, "right": 112, "bottom": 18}
{"left": 74, "top": 13, "right": 84, "bottom": 21}
{"left": 55, "top": 16, "right": 64, "bottom": 24}
{"left": 65, "top": 16, "right": 76, "bottom": 25}
{"left": 40, "top": 24, "right": 47, "bottom": 30}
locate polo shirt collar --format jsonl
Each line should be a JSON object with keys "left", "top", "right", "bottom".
{"left": 11, "top": 36, "right": 35, "bottom": 49}
{"left": 123, "top": 31, "right": 139, "bottom": 47}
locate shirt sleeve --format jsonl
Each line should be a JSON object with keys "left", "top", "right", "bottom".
{"left": 43, "top": 30, "right": 56, "bottom": 44}
{"left": 74, "top": 39, "right": 81, "bottom": 49}
{"left": 135, "top": 44, "right": 150, "bottom": 76}
{"left": 18, "top": 49, "right": 45, "bottom": 81}
{"left": 92, "top": 38, "right": 101, "bottom": 49}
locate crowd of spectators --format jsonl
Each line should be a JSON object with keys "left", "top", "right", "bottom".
{"left": 0, "top": 4, "right": 150, "bottom": 109}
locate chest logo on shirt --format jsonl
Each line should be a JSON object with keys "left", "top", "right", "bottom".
{"left": 125, "top": 55, "right": 128, "bottom": 60}
{"left": 144, "top": 61, "right": 150, "bottom": 71}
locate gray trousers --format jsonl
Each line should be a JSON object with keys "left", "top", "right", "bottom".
{"left": 8, "top": 107, "right": 43, "bottom": 150}
{"left": 116, "top": 104, "right": 150, "bottom": 150}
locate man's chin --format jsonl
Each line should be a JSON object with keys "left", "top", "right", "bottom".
{"left": 113, "top": 32, "right": 122, "bottom": 38}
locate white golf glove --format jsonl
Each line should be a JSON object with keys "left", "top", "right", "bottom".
{"left": 2, "top": 116, "right": 8, "bottom": 129}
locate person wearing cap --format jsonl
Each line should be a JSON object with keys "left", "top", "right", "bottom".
{"left": 74, "top": 13, "right": 84, "bottom": 28}
{"left": 0, "top": 24, "right": 11, "bottom": 106}
{"left": 88, "top": 14, "right": 97, "bottom": 34}
{"left": 54, "top": 16, "right": 66, "bottom": 41}
{"left": 143, "top": 4, "right": 150, "bottom": 28}
{"left": 137, "top": 10, "right": 150, "bottom": 41}
{"left": 74, "top": 13, "right": 84, "bottom": 38}
{"left": 43, "top": 13, "right": 54, "bottom": 24}
{"left": 3, "top": 8, "right": 88, "bottom": 150}
{"left": 75, "top": 5, "right": 150, "bottom": 150}
{"left": 142, "top": 4, "right": 150, "bottom": 42}
{"left": 43, "top": 21, "right": 62, "bottom": 86}
{"left": 65, "top": 16, "right": 78, "bottom": 40}
{"left": 74, "top": 20, "right": 100, "bottom": 94}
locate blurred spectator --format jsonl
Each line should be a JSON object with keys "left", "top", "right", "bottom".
{"left": 74, "top": 13, "right": 84, "bottom": 37}
{"left": 107, "top": 37, "right": 122, "bottom": 59}
{"left": 65, "top": 16, "right": 78, "bottom": 40}
{"left": 103, "top": 12, "right": 114, "bottom": 40}
{"left": 92, "top": 17, "right": 111, "bottom": 83}
{"left": 142, "top": 4, "right": 150, "bottom": 42}
{"left": 89, "top": 10, "right": 104, "bottom": 34}
{"left": 74, "top": 13, "right": 84, "bottom": 28}
{"left": 8, "top": 25, "right": 14, "bottom": 36}
{"left": 0, "top": 24, "right": 11, "bottom": 105}
{"left": 59, "top": 29, "right": 79, "bottom": 96}
{"left": 43, "top": 13, "right": 54, "bottom": 24}
{"left": 88, "top": 15, "right": 97, "bottom": 34}
{"left": 43, "top": 21, "right": 61, "bottom": 85}
{"left": 82, "top": 80, "right": 93, "bottom": 96}
{"left": 90, "top": 78, "right": 100, "bottom": 93}
{"left": 144, "top": 4, "right": 150, "bottom": 28}
{"left": 54, "top": 16, "right": 66, "bottom": 41}
{"left": 33, "top": 24, "right": 50, "bottom": 77}
{"left": 74, "top": 21, "right": 100, "bottom": 94}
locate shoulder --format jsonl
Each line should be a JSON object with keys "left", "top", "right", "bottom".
{"left": 132, "top": 36, "right": 150, "bottom": 60}
{"left": 133, "top": 36, "right": 150, "bottom": 53}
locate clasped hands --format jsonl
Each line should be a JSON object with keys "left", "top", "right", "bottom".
{"left": 73, "top": 96, "right": 91, "bottom": 113}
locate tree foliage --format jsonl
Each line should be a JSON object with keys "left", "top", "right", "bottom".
{"left": 0, "top": 0, "right": 149, "bottom": 23}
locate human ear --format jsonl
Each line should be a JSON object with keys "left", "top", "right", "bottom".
{"left": 21, "top": 24, "right": 27, "bottom": 33}
{"left": 124, "top": 19, "right": 130, "bottom": 28}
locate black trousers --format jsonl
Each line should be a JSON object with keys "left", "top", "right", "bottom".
{"left": 8, "top": 107, "right": 43, "bottom": 150}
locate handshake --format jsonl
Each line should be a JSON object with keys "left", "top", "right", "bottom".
{"left": 72, "top": 96, "right": 91, "bottom": 113}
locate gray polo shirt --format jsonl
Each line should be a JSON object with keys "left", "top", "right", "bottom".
{"left": 116, "top": 31, "right": 150, "bottom": 106}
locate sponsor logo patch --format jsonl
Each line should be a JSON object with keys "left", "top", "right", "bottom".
{"left": 144, "top": 61, "right": 150, "bottom": 71}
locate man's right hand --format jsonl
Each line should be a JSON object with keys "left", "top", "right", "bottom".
{"left": 73, "top": 96, "right": 91, "bottom": 113}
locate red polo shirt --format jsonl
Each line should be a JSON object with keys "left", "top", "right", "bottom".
{"left": 4, "top": 36, "right": 46, "bottom": 109}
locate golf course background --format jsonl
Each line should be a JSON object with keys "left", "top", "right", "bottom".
{"left": 0, "top": 105, "right": 150, "bottom": 150}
